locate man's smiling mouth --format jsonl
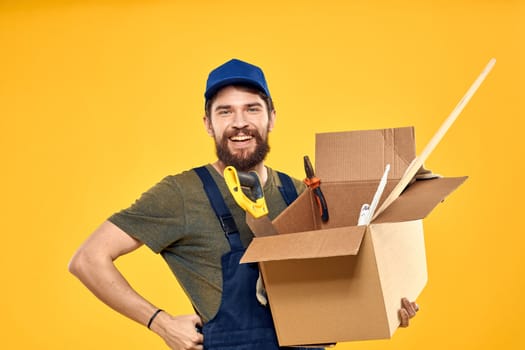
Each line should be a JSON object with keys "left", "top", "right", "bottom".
{"left": 230, "top": 135, "right": 253, "bottom": 142}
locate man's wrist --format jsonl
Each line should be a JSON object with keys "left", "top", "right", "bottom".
{"left": 147, "top": 309, "right": 164, "bottom": 330}
{"left": 148, "top": 309, "right": 172, "bottom": 336}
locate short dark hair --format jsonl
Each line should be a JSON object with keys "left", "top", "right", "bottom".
{"left": 204, "top": 84, "right": 275, "bottom": 119}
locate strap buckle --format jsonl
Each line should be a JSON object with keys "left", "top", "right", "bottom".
{"left": 219, "top": 214, "right": 238, "bottom": 235}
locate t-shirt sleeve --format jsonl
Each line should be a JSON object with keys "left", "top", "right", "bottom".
{"left": 108, "top": 176, "right": 185, "bottom": 254}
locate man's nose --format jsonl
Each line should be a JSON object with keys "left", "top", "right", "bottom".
{"left": 231, "top": 111, "right": 249, "bottom": 128}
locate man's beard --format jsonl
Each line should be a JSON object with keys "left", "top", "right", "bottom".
{"left": 215, "top": 127, "right": 270, "bottom": 171}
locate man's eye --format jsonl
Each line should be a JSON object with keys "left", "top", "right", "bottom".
{"left": 248, "top": 107, "right": 261, "bottom": 112}
{"left": 218, "top": 110, "right": 231, "bottom": 115}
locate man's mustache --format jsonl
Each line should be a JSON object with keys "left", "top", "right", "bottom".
{"left": 224, "top": 127, "right": 259, "bottom": 139}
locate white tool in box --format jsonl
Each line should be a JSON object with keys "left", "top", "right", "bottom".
{"left": 358, "top": 163, "right": 390, "bottom": 226}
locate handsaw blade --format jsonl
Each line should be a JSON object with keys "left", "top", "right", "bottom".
{"left": 246, "top": 213, "right": 278, "bottom": 237}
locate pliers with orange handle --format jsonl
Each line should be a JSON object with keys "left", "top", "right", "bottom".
{"left": 303, "top": 155, "right": 329, "bottom": 222}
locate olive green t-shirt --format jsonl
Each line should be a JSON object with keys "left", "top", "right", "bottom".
{"left": 108, "top": 164, "right": 305, "bottom": 322}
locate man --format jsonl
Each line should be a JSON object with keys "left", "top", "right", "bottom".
{"left": 69, "top": 59, "right": 418, "bottom": 350}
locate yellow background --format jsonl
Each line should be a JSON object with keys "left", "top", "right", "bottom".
{"left": 1, "top": 0, "right": 523, "bottom": 349}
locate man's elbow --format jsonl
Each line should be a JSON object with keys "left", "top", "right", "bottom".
{"left": 68, "top": 248, "right": 90, "bottom": 278}
{"left": 68, "top": 221, "right": 140, "bottom": 279}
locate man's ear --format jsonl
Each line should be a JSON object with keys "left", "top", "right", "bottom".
{"left": 268, "top": 110, "right": 276, "bottom": 132}
{"left": 203, "top": 115, "right": 214, "bottom": 137}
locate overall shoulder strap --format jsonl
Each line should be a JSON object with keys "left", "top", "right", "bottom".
{"left": 194, "top": 166, "right": 243, "bottom": 250}
{"left": 276, "top": 171, "right": 298, "bottom": 206}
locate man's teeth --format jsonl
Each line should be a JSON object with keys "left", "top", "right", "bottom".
{"left": 230, "top": 135, "right": 252, "bottom": 141}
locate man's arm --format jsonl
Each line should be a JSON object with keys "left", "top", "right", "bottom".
{"left": 68, "top": 220, "right": 203, "bottom": 349}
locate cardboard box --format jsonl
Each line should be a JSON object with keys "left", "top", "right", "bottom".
{"left": 241, "top": 127, "right": 467, "bottom": 346}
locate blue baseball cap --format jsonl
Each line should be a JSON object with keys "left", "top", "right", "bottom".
{"left": 204, "top": 59, "right": 271, "bottom": 100}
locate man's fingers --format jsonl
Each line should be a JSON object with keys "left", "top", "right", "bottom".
{"left": 401, "top": 298, "right": 418, "bottom": 318}
{"left": 191, "top": 314, "right": 203, "bottom": 327}
{"left": 399, "top": 308, "right": 409, "bottom": 327}
{"left": 191, "top": 315, "right": 204, "bottom": 345}
{"left": 412, "top": 301, "right": 420, "bottom": 313}
{"left": 399, "top": 298, "right": 420, "bottom": 328}
{"left": 194, "top": 333, "right": 204, "bottom": 346}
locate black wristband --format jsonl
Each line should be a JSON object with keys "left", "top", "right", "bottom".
{"left": 147, "top": 309, "right": 163, "bottom": 329}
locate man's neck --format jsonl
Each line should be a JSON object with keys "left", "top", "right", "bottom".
{"left": 211, "top": 160, "right": 268, "bottom": 185}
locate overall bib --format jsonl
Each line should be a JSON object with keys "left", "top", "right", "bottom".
{"left": 194, "top": 167, "right": 323, "bottom": 350}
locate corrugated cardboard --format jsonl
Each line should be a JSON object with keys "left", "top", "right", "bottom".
{"left": 240, "top": 126, "right": 467, "bottom": 346}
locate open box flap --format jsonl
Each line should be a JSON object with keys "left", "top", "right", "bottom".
{"left": 240, "top": 225, "right": 367, "bottom": 263}
{"left": 315, "top": 127, "right": 416, "bottom": 183}
{"left": 272, "top": 189, "right": 316, "bottom": 234}
{"left": 372, "top": 176, "right": 468, "bottom": 224}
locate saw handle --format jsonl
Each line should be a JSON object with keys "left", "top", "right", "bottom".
{"left": 224, "top": 166, "right": 268, "bottom": 218}
{"left": 236, "top": 171, "right": 263, "bottom": 201}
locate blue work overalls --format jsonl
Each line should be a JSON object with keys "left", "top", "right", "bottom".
{"left": 195, "top": 167, "right": 324, "bottom": 350}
